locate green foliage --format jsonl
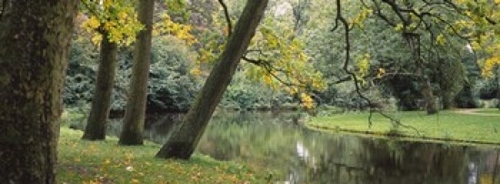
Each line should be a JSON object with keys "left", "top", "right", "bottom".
{"left": 63, "top": 39, "right": 98, "bottom": 106}
{"left": 433, "top": 58, "right": 466, "bottom": 109}
{"left": 454, "top": 53, "right": 482, "bottom": 108}
{"left": 220, "top": 71, "right": 293, "bottom": 111}
{"left": 475, "top": 79, "right": 500, "bottom": 100}
{"left": 65, "top": 0, "right": 500, "bottom": 113}
{"left": 163, "top": 0, "right": 190, "bottom": 23}
{"left": 63, "top": 36, "right": 199, "bottom": 112}
{"left": 147, "top": 36, "right": 199, "bottom": 112}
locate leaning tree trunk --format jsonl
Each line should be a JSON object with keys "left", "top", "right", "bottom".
{"left": 119, "top": 0, "right": 155, "bottom": 145}
{"left": 0, "top": 1, "right": 78, "bottom": 183}
{"left": 82, "top": 32, "right": 118, "bottom": 140}
{"left": 156, "top": 0, "right": 269, "bottom": 159}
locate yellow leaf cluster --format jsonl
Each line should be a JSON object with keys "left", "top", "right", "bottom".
{"left": 481, "top": 55, "right": 500, "bottom": 78}
{"left": 243, "top": 23, "right": 326, "bottom": 110}
{"left": 80, "top": 0, "right": 143, "bottom": 46}
{"left": 82, "top": 16, "right": 101, "bottom": 32}
{"left": 470, "top": 29, "right": 500, "bottom": 78}
{"left": 356, "top": 53, "right": 370, "bottom": 77}
{"left": 394, "top": 23, "right": 404, "bottom": 32}
{"left": 299, "top": 93, "right": 315, "bottom": 109}
{"left": 376, "top": 68, "right": 386, "bottom": 78}
{"left": 190, "top": 67, "right": 202, "bottom": 76}
{"left": 436, "top": 34, "right": 446, "bottom": 45}
{"left": 154, "top": 14, "right": 196, "bottom": 45}
{"left": 349, "top": 8, "right": 372, "bottom": 28}
{"left": 103, "top": 0, "right": 114, "bottom": 9}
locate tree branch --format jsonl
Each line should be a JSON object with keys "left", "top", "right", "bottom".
{"left": 0, "top": 0, "right": 8, "bottom": 21}
{"left": 333, "top": 0, "right": 420, "bottom": 136}
{"left": 218, "top": 0, "right": 232, "bottom": 37}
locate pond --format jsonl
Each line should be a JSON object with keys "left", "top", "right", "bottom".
{"left": 76, "top": 112, "right": 500, "bottom": 184}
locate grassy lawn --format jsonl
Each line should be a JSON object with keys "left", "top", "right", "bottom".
{"left": 57, "top": 126, "right": 271, "bottom": 183}
{"left": 307, "top": 109, "right": 500, "bottom": 145}
{"left": 474, "top": 108, "right": 500, "bottom": 114}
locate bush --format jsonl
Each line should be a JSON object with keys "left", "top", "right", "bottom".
{"left": 64, "top": 36, "right": 200, "bottom": 113}
{"left": 147, "top": 36, "right": 199, "bottom": 112}
{"left": 220, "top": 71, "right": 292, "bottom": 111}
{"left": 63, "top": 39, "right": 98, "bottom": 107}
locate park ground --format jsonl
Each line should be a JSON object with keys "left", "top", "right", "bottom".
{"left": 57, "top": 126, "right": 273, "bottom": 183}
{"left": 57, "top": 108, "right": 500, "bottom": 183}
{"left": 307, "top": 108, "right": 500, "bottom": 145}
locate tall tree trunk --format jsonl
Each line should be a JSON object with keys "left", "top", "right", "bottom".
{"left": 497, "top": 69, "right": 500, "bottom": 110}
{"left": 0, "top": 1, "right": 78, "bottom": 183}
{"left": 156, "top": 0, "right": 269, "bottom": 159}
{"left": 82, "top": 32, "right": 118, "bottom": 140}
{"left": 119, "top": 0, "right": 155, "bottom": 145}
{"left": 404, "top": 33, "right": 437, "bottom": 115}
{"left": 421, "top": 77, "right": 438, "bottom": 114}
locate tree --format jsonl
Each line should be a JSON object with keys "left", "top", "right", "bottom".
{"left": 82, "top": 30, "right": 119, "bottom": 140}
{"left": 81, "top": 0, "right": 142, "bottom": 140}
{"left": 156, "top": 0, "right": 269, "bottom": 159}
{"left": 119, "top": 0, "right": 155, "bottom": 145}
{"left": 315, "top": 0, "right": 500, "bottom": 114}
{"left": 0, "top": 1, "right": 78, "bottom": 183}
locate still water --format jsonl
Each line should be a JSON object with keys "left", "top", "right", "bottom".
{"left": 99, "top": 112, "right": 500, "bottom": 184}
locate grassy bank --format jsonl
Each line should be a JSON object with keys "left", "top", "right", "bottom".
{"left": 307, "top": 109, "right": 500, "bottom": 145}
{"left": 57, "top": 126, "right": 270, "bottom": 183}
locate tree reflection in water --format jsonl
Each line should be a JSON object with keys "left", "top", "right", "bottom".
{"left": 94, "top": 112, "right": 500, "bottom": 183}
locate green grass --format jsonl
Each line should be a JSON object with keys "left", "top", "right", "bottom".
{"left": 307, "top": 109, "right": 500, "bottom": 145}
{"left": 57, "top": 127, "right": 271, "bottom": 183}
{"left": 474, "top": 108, "right": 500, "bottom": 114}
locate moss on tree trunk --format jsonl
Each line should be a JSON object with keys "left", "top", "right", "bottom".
{"left": 0, "top": 1, "right": 78, "bottom": 183}
{"left": 119, "top": 0, "right": 155, "bottom": 145}
{"left": 82, "top": 32, "right": 118, "bottom": 140}
{"left": 155, "top": 0, "right": 269, "bottom": 159}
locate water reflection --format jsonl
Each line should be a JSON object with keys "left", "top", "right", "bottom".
{"left": 198, "top": 112, "right": 500, "bottom": 184}
{"left": 73, "top": 112, "right": 500, "bottom": 183}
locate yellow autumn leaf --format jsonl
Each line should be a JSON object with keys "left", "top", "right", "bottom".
{"left": 190, "top": 67, "right": 202, "bottom": 76}
{"left": 376, "top": 68, "right": 386, "bottom": 78}
{"left": 394, "top": 23, "right": 404, "bottom": 32}
{"left": 481, "top": 55, "right": 500, "bottom": 78}
{"left": 300, "top": 93, "right": 315, "bottom": 109}
{"left": 436, "top": 34, "right": 446, "bottom": 45}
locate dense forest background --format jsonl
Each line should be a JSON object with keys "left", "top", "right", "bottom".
{"left": 64, "top": 0, "right": 500, "bottom": 115}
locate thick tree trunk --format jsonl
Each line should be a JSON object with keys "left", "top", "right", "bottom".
{"left": 0, "top": 1, "right": 77, "bottom": 183}
{"left": 119, "top": 0, "right": 155, "bottom": 145}
{"left": 156, "top": 0, "right": 269, "bottom": 159}
{"left": 82, "top": 32, "right": 118, "bottom": 140}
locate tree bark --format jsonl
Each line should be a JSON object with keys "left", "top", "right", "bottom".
{"left": 0, "top": 1, "right": 78, "bottom": 183}
{"left": 82, "top": 32, "right": 118, "bottom": 140}
{"left": 119, "top": 0, "right": 155, "bottom": 145}
{"left": 156, "top": 0, "right": 269, "bottom": 159}
{"left": 421, "top": 77, "right": 438, "bottom": 114}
